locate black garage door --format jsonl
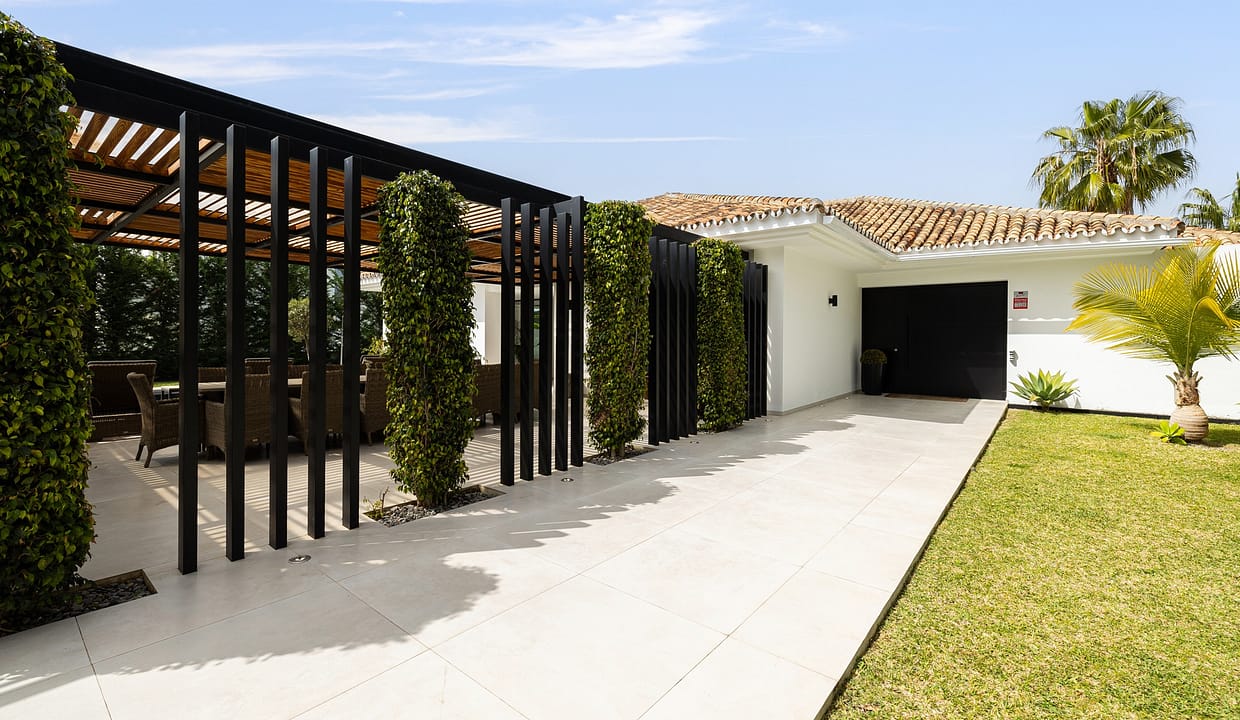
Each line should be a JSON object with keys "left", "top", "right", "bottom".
{"left": 862, "top": 281, "right": 1007, "bottom": 400}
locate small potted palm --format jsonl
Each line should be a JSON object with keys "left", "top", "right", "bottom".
{"left": 859, "top": 349, "right": 887, "bottom": 396}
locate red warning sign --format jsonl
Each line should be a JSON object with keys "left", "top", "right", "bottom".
{"left": 1013, "top": 290, "right": 1028, "bottom": 310}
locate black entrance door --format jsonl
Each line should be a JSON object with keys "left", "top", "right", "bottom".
{"left": 861, "top": 281, "right": 1007, "bottom": 400}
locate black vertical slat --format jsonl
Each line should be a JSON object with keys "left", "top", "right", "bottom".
{"left": 224, "top": 124, "right": 246, "bottom": 562}
{"left": 519, "top": 203, "right": 535, "bottom": 482}
{"left": 341, "top": 157, "right": 361, "bottom": 529}
{"left": 307, "top": 147, "right": 328, "bottom": 537}
{"left": 753, "top": 264, "right": 761, "bottom": 417}
{"left": 753, "top": 265, "right": 763, "bottom": 418}
{"left": 268, "top": 135, "right": 289, "bottom": 550}
{"left": 669, "top": 241, "right": 682, "bottom": 440}
{"left": 657, "top": 238, "right": 671, "bottom": 443}
{"left": 554, "top": 206, "right": 570, "bottom": 471}
{"left": 568, "top": 197, "right": 585, "bottom": 466}
{"left": 668, "top": 241, "right": 678, "bottom": 439}
{"left": 177, "top": 111, "right": 200, "bottom": 575}
{"left": 687, "top": 245, "right": 698, "bottom": 434}
{"left": 684, "top": 241, "right": 694, "bottom": 436}
{"left": 538, "top": 205, "right": 554, "bottom": 475}
{"left": 679, "top": 241, "right": 689, "bottom": 438}
{"left": 499, "top": 199, "right": 516, "bottom": 486}
{"left": 646, "top": 236, "right": 660, "bottom": 446}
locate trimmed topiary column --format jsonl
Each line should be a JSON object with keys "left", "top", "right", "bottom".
{"left": 0, "top": 14, "right": 97, "bottom": 628}
{"left": 376, "top": 170, "right": 476, "bottom": 507}
{"left": 695, "top": 237, "right": 746, "bottom": 431}
{"left": 584, "top": 201, "right": 653, "bottom": 458}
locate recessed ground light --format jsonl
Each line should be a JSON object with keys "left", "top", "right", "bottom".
{"left": 560, "top": 477, "right": 575, "bottom": 483}
{"left": 288, "top": 554, "right": 311, "bottom": 564}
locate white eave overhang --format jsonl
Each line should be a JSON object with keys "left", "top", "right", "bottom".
{"left": 682, "top": 210, "right": 1191, "bottom": 266}
{"left": 677, "top": 205, "right": 828, "bottom": 236}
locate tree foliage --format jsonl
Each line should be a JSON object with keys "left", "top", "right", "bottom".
{"left": 695, "top": 237, "right": 747, "bottom": 431}
{"left": 1179, "top": 173, "right": 1240, "bottom": 233}
{"left": 81, "top": 247, "right": 382, "bottom": 374}
{"left": 0, "top": 14, "right": 96, "bottom": 627}
{"left": 583, "top": 201, "right": 652, "bottom": 457}
{"left": 377, "top": 171, "right": 476, "bottom": 506}
{"left": 1032, "top": 91, "right": 1196, "bottom": 214}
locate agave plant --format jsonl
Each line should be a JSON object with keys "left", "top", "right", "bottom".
{"left": 1150, "top": 420, "right": 1187, "bottom": 445}
{"left": 1010, "top": 369, "right": 1079, "bottom": 409}
{"left": 1068, "top": 241, "right": 1240, "bottom": 441}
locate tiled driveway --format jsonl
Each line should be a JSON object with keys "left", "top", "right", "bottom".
{"left": 0, "top": 394, "right": 1004, "bottom": 719}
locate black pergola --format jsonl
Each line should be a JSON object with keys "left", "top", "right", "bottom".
{"left": 59, "top": 43, "right": 592, "bottom": 574}
{"left": 58, "top": 43, "right": 767, "bottom": 576}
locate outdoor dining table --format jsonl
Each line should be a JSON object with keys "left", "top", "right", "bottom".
{"left": 194, "top": 376, "right": 367, "bottom": 397}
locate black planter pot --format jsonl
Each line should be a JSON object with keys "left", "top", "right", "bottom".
{"left": 861, "top": 363, "right": 885, "bottom": 396}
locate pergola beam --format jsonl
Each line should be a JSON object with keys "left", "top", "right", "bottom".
{"left": 92, "top": 142, "right": 227, "bottom": 244}
{"left": 60, "top": 43, "right": 569, "bottom": 208}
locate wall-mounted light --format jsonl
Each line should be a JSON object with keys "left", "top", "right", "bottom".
{"left": 828, "top": 294, "right": 839, "bottom": 307}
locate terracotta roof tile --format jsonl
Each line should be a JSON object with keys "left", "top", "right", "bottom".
{"left": 828, "top": 197, "right": 1183, "bottom": 251}
{"left": 1182, "top": 226, "right": 1240, "bottom": 245}
{"left": 638, "top": 193, "right": 1186, "bottom": 253}
{"left": 637, "top": 193, "right": 824, "bottom": 229}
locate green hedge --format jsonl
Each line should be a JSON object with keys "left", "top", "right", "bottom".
{"left": 584, "top": 201, "right": 653, "bottom": 457}
{"left": 0, "top": 14, "right": 96, "bottom": 627}
{"left": 695, "top": 237, "right": 746, "bottom": 431}
{"left": 376, "top": 171, "right": 476, "bottom": 507}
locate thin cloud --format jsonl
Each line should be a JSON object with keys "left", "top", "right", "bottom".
{"left": 758, "top": 19, "right": 849, "bottom": 50}
{"left": 311, "top": 111, "right": 527, "bottom": 143}
{"left": 457, "top": 11, "right": 719, "bottom": 69}
{"left": 524, "top": 135, "right": 734, "bottom": 144}
{"left": 117, "top": 9, "right": 721, "bottom": 81}
{"left": 374, "top": 85, "right": 514, "bottom": 101}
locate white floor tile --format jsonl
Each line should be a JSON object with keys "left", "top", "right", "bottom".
{"left": 437, "top": 576, "right": 722, "bottom": 720}
{"left": 93, "top": 584, "right": 425, "bottom": 720}
{"left": 587, "top": 527, "right": 799, "bottom": 633}
{"left": 0, "top": 618, "right": 89, "bottom": 693}
{"left": 295, "top": 651, "right": 525, "bottom": 719}
{"left": 342, "top": 540, "right": 573, "bottom": 646}
{"left": 639, "top": 638, "right": 835, "bottom": 720}
{"left": 734, "top": 568, "right": 889, "bottom": 679}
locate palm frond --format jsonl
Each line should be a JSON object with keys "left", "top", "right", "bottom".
{"left": 1069, "top": 242, "right": 1240, "bottom": 372}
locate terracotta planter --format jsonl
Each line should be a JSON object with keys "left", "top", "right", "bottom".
{"left": 1170, "top": 404, "right": 1209, "bottom": 442}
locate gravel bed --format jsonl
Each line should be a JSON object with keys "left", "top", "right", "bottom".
{"left": 584, "top": 445, "right": 655, "bottom": 466}
{"left": 368, "top": 489, "right": 491, "bottom": 527}
{"left": 1, "top": 574, "right": 154, "bottom": 637}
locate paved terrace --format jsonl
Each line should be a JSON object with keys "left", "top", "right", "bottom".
{"left": 1, "top": 395, "right": 1005, "bottom": 719}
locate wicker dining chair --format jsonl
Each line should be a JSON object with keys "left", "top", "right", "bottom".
{"left": 359, "top": 366, "right": 390, "bottom": 444}
{"left": 88, "top": 360, "right": 156, "bottom": 439}
{"left": 288, "top": 370, "right": 344, "bottom": 454}
{"left": 244, "top": 358, "right": 270, "bottom": 375}
{"left": 126, "top": 372, "right": 179, "bottom": 467}
{"left": 198, "top": 366, "right": 227, "bottom": 383}
{"left": 203, "top": 374, "right": 273, "bottom": 457}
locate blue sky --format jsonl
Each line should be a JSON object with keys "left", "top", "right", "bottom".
{"left": 14, "top": 0, "right": 1240, "bottom": 217}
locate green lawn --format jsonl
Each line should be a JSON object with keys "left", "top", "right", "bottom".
{"left": 827, "top": 409, "right": 1240, "bottom": 719}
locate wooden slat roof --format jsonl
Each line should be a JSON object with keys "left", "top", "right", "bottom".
{"left": 56, "top": 42, "right": 580, "bottom": 285}
{"left": 67, "top": 109, "right": 550, "bottom": 281}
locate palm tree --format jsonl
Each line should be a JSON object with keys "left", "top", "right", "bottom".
{"left": 1032, "top": 91, "right": 1197, "bottom": 214}
{"left": 1179, "top": 173, "right": 1240, "bottom": 232}
{"left": 1068, "top": 241, "right": 1240, "bottom": 441}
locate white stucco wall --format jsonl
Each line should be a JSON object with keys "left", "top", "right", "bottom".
{"left": 856, "top": 248, "right": 1240, "bottom": 420}
{"left": 766, "top": 246, "right": 860, "bottom": 413}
